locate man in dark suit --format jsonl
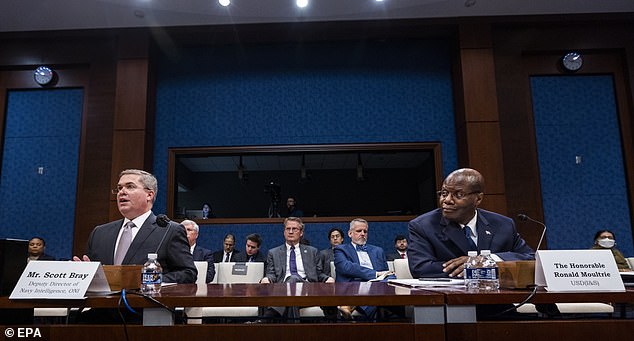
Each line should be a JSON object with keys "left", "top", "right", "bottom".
{"left": 386, "top": 235, "right": 408, "bottom": 261}
{"left": 319, "top": 227, "right": 344, "bottom": 277}
{"left": 408, "top": 168, "right": 534, "bottom": 279}
{"left": 73, "top": 169, "right": 197, "bottom": 284}
{"left": 234, "top": 233, "right": 266, "bottom": 263}
{"left": 182, "top": 219, "right": 215, "bottom": 283}
{"left": 260, "top": 217, "right": 334, "bottom": 320}
{"left": 212, "top": 233, "right": 241, "bottom": 263}
{"left": 334, "top": 218, "right": 394, "bottom": 320}
{"left": 285, "top": 196, "right": 304, "bottom": 217}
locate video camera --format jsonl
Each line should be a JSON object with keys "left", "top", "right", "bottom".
{"left": 264, "top": 181, "right": 281, "bottom": 202}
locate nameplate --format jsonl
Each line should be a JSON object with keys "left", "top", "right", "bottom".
{"left": 535, "top": 250, "right": 625, "bottom": 292}
{"left": 9, "top": 261, "right": 110, "bottom": 299}
{"left": 231, "top": 263, "right": 248, "bottom": 276}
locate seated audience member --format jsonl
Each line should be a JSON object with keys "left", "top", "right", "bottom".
{"left": 201, "top": 202, "right": 216, "bottom": 219}
{"left": 334, "top": 218, "right": 394, "bottom": 320}
{"left": 73, "top": 169, "right": 196, "bottom": 283}
{"left": 285, "top": 196, "right": 304, "bottom": 217}
{"left": 234, "top": 233, "right": 266, "bottom": 262}
{"left": 182, "top": 219, "right": 216, "bottom": 283}
{"left": 386, "top": 235, "right": 408, "bottom": 261}
{"left": 408, "top": 168, "right": 534, "bottom": 279}
{"left": 28, "top": 237, "right": 55, "bottom": 261}
{"left": 212, "top": 233, "right": 241, "bottom": 263}
{"left": 260, "top": 217, "right": 334, "bottom": 321}
{"left": 319, "top": 227, "right": 344, "bottom": 276}
{"left": 591, "top": 229, "right": 630, "bottom": 271}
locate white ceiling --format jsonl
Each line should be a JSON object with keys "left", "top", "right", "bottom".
{"left": 2, "top": 0, "right": 633, "bottom": 33}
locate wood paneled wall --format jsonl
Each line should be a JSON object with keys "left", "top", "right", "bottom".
{"left": 1, "top": 17, "right": 633, "bottom": 255}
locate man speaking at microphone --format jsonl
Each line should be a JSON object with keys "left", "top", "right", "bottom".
{"left": 408, "top": 168, "right": 534, "bottom": 279}
{"left": 73, "top": 169, "right": 196, "bottom": 284}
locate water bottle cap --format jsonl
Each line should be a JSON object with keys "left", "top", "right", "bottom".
{"left": 480, "top": 250, "right": 491, "bottom": 255}
{"left": 467, "top": 251, "right": 478, "bottom": 256}
{"left": 147, "top": 253, "right": 158, "bottom": 259}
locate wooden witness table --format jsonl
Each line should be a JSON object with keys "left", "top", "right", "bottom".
{"left": 0, "top": 282, "right": 446, "bottom": 341}
{"left": 425, "top": 286, "right": 634, "bottom": 341}
{"left": 1, "top": 283, "right": 633, "bottom": 341}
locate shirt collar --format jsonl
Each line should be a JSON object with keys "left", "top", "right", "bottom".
{"left": 122, "top": 210, "right": 152, "bottom": 230}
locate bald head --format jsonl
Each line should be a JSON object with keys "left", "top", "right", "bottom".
{"left": 443, "top": 168, "right": 485, "bottom": 193}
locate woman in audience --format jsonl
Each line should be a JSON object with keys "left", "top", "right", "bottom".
{"left": 591, "top": 229, "right": 630, "bottom": 271}
{"left": 28, "top": 237, "right": 55, "bottom": 261}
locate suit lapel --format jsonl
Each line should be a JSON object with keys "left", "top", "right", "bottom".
{"left": 276, "top": 245, "right": 287, "bottom": 281}
{"left": 105, "top": 220, "right": 124, "bottom": 264}
{"left": 299, "top": 245, "right": 312, "bottom": 275}
{"left": 124, "top": 214, "right": 156, "bottom": 264}
{"left": 346, "top": 244, "right": 360, "bottom": 264}
{"left": 439, "top": 215, "right": 473, "bottom": 254}
{"left": 476, "top": 210, "right": 494, "bottom": 250}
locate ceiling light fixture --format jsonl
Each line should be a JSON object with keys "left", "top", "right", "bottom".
{"left": 219, "top": 0, "right": 230, "bottom": 7}
{"left": 296, "top": 0, "right": 309, "bottom": 8}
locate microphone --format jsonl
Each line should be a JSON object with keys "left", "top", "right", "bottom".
{"left": 154, "top": 214, "right": 172, "bottom": 254}
{"left": 156, "top": 214, "right": 170, "bottom": 228}
{"left": 517, "top": 213, "right": 547, "bottom": 252}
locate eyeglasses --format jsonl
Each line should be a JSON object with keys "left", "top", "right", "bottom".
{"left": 285, "top": 227, "right": 301, "bottom": 232}
{"left": 436, "top": 190, "right": 480, "bottom": 200}
{"left": 111, "top": 184, "right": 151, "bottom": 194}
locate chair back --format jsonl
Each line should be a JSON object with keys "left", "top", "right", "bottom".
{"left": 194, "top": 261, "right": 208, "bottom": 284}
{"left": 216, "top": 262, "right": 264, "bottom": 284}
{"left": 626, "top": 257, "right": 634, "bottom": 270}
{"left": 393, "top": 258, "right": 413, "bottom": 279}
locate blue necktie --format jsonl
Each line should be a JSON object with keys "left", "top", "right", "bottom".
{"left": 289, "top": 246, "right": 299, "bottom": 275}
{"left": 355, "top": 244, "right": 367, "bottom": 252}
{"left": 464, "top": 225, "right": 477, "bottom": 250}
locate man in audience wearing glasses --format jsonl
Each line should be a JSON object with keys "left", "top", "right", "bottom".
{"left": 259, "top": 217, "right": 334, "bottom": 321}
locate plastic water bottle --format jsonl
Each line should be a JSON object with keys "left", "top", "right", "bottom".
{"left": 463, "top": 250, "right": 479, "bottom": 291}
{"left": 476, "top": 250, "right": 499, "bottom": 292}
{"left": 141, "top": 253, "right": 162, "bottom": 294}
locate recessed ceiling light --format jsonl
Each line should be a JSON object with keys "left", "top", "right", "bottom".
{"left": 219, "top": 0, "right": 230, "bottom": 6}
{"left": 296, "top": 0, "right": 309, "bottom": 8}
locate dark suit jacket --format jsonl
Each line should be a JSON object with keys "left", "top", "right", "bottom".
{"left": 193, "top": 245, "right": 216, "bottom": 283}
{"left": 85, "top": 212, "right": 197, "bottom": 284}
{"left": 212, "top": 250, "right": 241, "bottom": 263}
{"left": 408, "top": 208, "right": 534, "bottom": 278}
{"left": 333, "top": 243, "right": 390, "bottom": 282}
{"left": 34, "top": 253, "right": 56, "bottom": 261}
{"left": 386, "top": 251, "right": 406, "bottom": 261}
{"left": 234, "top": 251, "right": 266, "bottom": 263}
{"left": 319, "top": 248, "right": 334, "bottom": 276}
{"left": 264, "top": 243, "right": 329, "bottom": 283}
